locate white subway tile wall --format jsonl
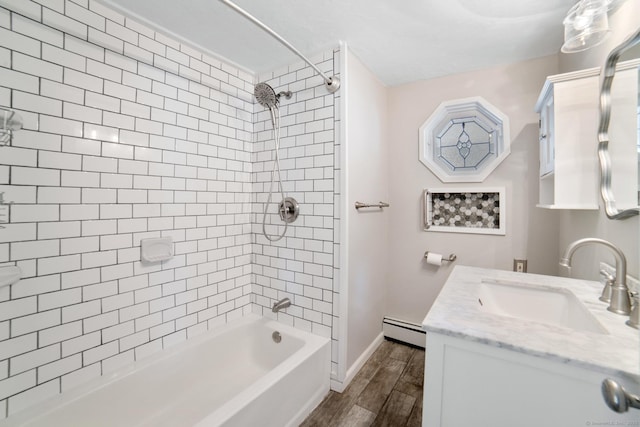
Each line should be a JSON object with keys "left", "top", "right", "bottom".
{"left": 252, "top": 51, "right": 341, "bottom": 377}
{"left": 0, "top": 0, "right": 340, "bottom": 418}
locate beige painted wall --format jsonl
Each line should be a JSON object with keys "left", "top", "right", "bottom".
{"left": 557, "top": 1, "right": 640, "bottom": 283}
{"left": 386, "top": 55, "right": 561, "bottom": 324}
{"left": 344, "top": 50, "right": 389, "bottom": 368}
{"left": 346, "top": 1, "right": 639, "bottom": 342}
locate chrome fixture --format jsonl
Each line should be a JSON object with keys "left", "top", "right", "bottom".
{"left": 597, "top": 26, "right": 640, "bottom": 220}
{"left": 423, "top": 252, "right": 457, "bottom": 263}
{"left": 601, "top": 378, "right": 640, "bottom": 413}
{"left": 0, "top": 107, "right": 22, "bottom": 146}
{"left": 218, "top": 0, "right": 340, "bottom": 93}
{"left": 598, "top": 269, "right": 615, "bottom": 303}
{"left": 254, "top": 82, "right": 292, "bottom": 109}
{"left": 627, "top": 292, "right": 639, "bottom": 329}
{"left": 255, "top": 82, "right": 299, "bottom": 242}
{"left": 272, "top": 297, "right": 291, "bottom": 313}
{"left": 560, "top": 238, "right": 631, "bottom": 315}
{"left": 354, "top": 201, "right": 390, "bottom": 210}
{"left": 278, "top": 197, "right": 299, "bottom": 224}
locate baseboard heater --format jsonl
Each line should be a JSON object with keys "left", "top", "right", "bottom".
{"left": 382, "top": 316, "right": 426, "bottom": 348}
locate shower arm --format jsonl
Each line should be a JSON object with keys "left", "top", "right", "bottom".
{"left": 218, "top": 0, "right": 340, "bottom": 93}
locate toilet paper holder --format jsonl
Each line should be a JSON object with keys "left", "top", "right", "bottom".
{"left": 423, "top": 251, "right": 457, "bottom": 263}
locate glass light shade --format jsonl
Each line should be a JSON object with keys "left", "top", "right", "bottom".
{"left": 561, "top": 0, "right": 611, "bottom": 53}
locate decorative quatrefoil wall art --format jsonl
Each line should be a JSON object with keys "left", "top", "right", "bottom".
{"left": 419, "top": 97, "right": 511, "bottom": 183}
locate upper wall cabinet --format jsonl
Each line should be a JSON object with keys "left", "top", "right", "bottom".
{"left": 419, "top": 97, "right": 510, "bottom": 183}
{"left": 535, "top": 69, "right": 600, "bottom": 210}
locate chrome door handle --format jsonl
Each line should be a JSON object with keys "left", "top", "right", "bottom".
{"left": 602, "top": 379, "right": 640, "bottom": 413}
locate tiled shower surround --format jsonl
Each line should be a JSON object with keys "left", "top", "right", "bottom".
{"left": 252, "top": 58, "right": 340, "bottom": 370}
{"left": 0, "top": 0, "right": 340, "bottom": 417}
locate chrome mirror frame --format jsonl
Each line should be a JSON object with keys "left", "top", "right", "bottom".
{"left": 597, "top": 27, "right": 640, "bottom": 220}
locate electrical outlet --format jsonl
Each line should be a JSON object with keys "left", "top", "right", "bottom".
{"left": 513, "top": 259, "right": 527, "bottom": 273}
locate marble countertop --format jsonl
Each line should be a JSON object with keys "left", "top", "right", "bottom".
{"left": 422, "top": 265, "right": 639, "bottom": 380}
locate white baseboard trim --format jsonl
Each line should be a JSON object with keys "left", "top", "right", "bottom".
{"left": 382, "top": 317, "right": 425, "bottom": 348}
{"left": 330, "top": 332, "right": 384, "bottom": 393}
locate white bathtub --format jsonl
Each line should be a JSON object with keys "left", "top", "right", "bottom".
{"left": 1, "top": 314, "right": 331, "bottom": 427}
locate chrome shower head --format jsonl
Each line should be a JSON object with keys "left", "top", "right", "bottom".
{"left": 254, "top": 82, "right": 292, "bottom": 109}
{"left": 255, "top": 82, "right": 278, "bottom": 109}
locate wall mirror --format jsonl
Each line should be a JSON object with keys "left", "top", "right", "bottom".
{"left": 598, "top": 27, "right": 640, "bottom": 219}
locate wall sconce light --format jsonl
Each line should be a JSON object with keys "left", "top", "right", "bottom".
{"left": 561, "top": 0, "right": 613, "bottom": 53}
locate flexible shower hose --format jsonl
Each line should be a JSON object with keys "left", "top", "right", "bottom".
{"left": 261, "top": 105, "right": 289, "bottom": 242}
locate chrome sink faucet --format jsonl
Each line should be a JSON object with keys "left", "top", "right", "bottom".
{"left": 560, "top": 238, "right": 631, "bottom": 315}
{"left": 272, "top": 297, "right": 291, "bottom": 313}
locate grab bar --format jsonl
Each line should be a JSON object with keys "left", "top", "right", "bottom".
{"left": 355, "top": 201, "right": 390, "bottom": 210}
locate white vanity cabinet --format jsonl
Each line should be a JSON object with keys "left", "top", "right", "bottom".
{"left": 423, "top": 332, "right": 639, "bottom": 427}
{"left": 422, "top": 266, "right": 640, "bottom": 427}
{"left": 535, "top": 69, "right": 600, "bottom": 209}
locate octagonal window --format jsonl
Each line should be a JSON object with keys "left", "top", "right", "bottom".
{"left": 419, "top": 97, "right": 511, "bottom": 182}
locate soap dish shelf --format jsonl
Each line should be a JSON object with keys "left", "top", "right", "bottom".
{"left": 140, "top": 237, "right": 173, "bottom": 263}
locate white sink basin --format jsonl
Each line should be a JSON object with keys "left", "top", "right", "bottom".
{"left": 477, "top": 279, "right": 608, "bottom": 334}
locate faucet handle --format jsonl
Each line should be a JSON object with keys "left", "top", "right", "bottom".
{"left": 599, "top": 270, "right": 616, "bottom": 303}
{"left": 602, "top": 378, "right": 640, "bottom": 412}
{"left": 599, "top": 269, "right": 615, "bottom": 282}
{"left": 626, "top": 292, "right": 639, "bottom": 329}
{"left": 599, "top": 279, "right": 614, "bottom": 303}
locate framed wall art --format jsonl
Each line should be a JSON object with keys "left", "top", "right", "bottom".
{"left": 422, "top": 187, "right": 506, "bottom": 235}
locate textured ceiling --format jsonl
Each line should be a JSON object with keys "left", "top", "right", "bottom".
{"left": 100, "top": 0, "right": 576, "bottom": 86}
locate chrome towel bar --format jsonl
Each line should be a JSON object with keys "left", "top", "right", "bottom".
{"left": 355, "top": 201, "right": 390, "bottom": 210}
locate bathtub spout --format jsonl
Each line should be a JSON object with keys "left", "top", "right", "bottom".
{"left": 272, "top": 298, "right": 291, "bottom": 313}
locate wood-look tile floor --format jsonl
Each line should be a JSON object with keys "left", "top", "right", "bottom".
{"left": 301, "top": 339, "right": 425, "bottom": 427}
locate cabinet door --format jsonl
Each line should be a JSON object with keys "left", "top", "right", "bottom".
{"left": 539, "top": 96, "right": 554, "bottom": 177}
{"left": 424, "top": 333, "right": 639, "bottom": 427}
